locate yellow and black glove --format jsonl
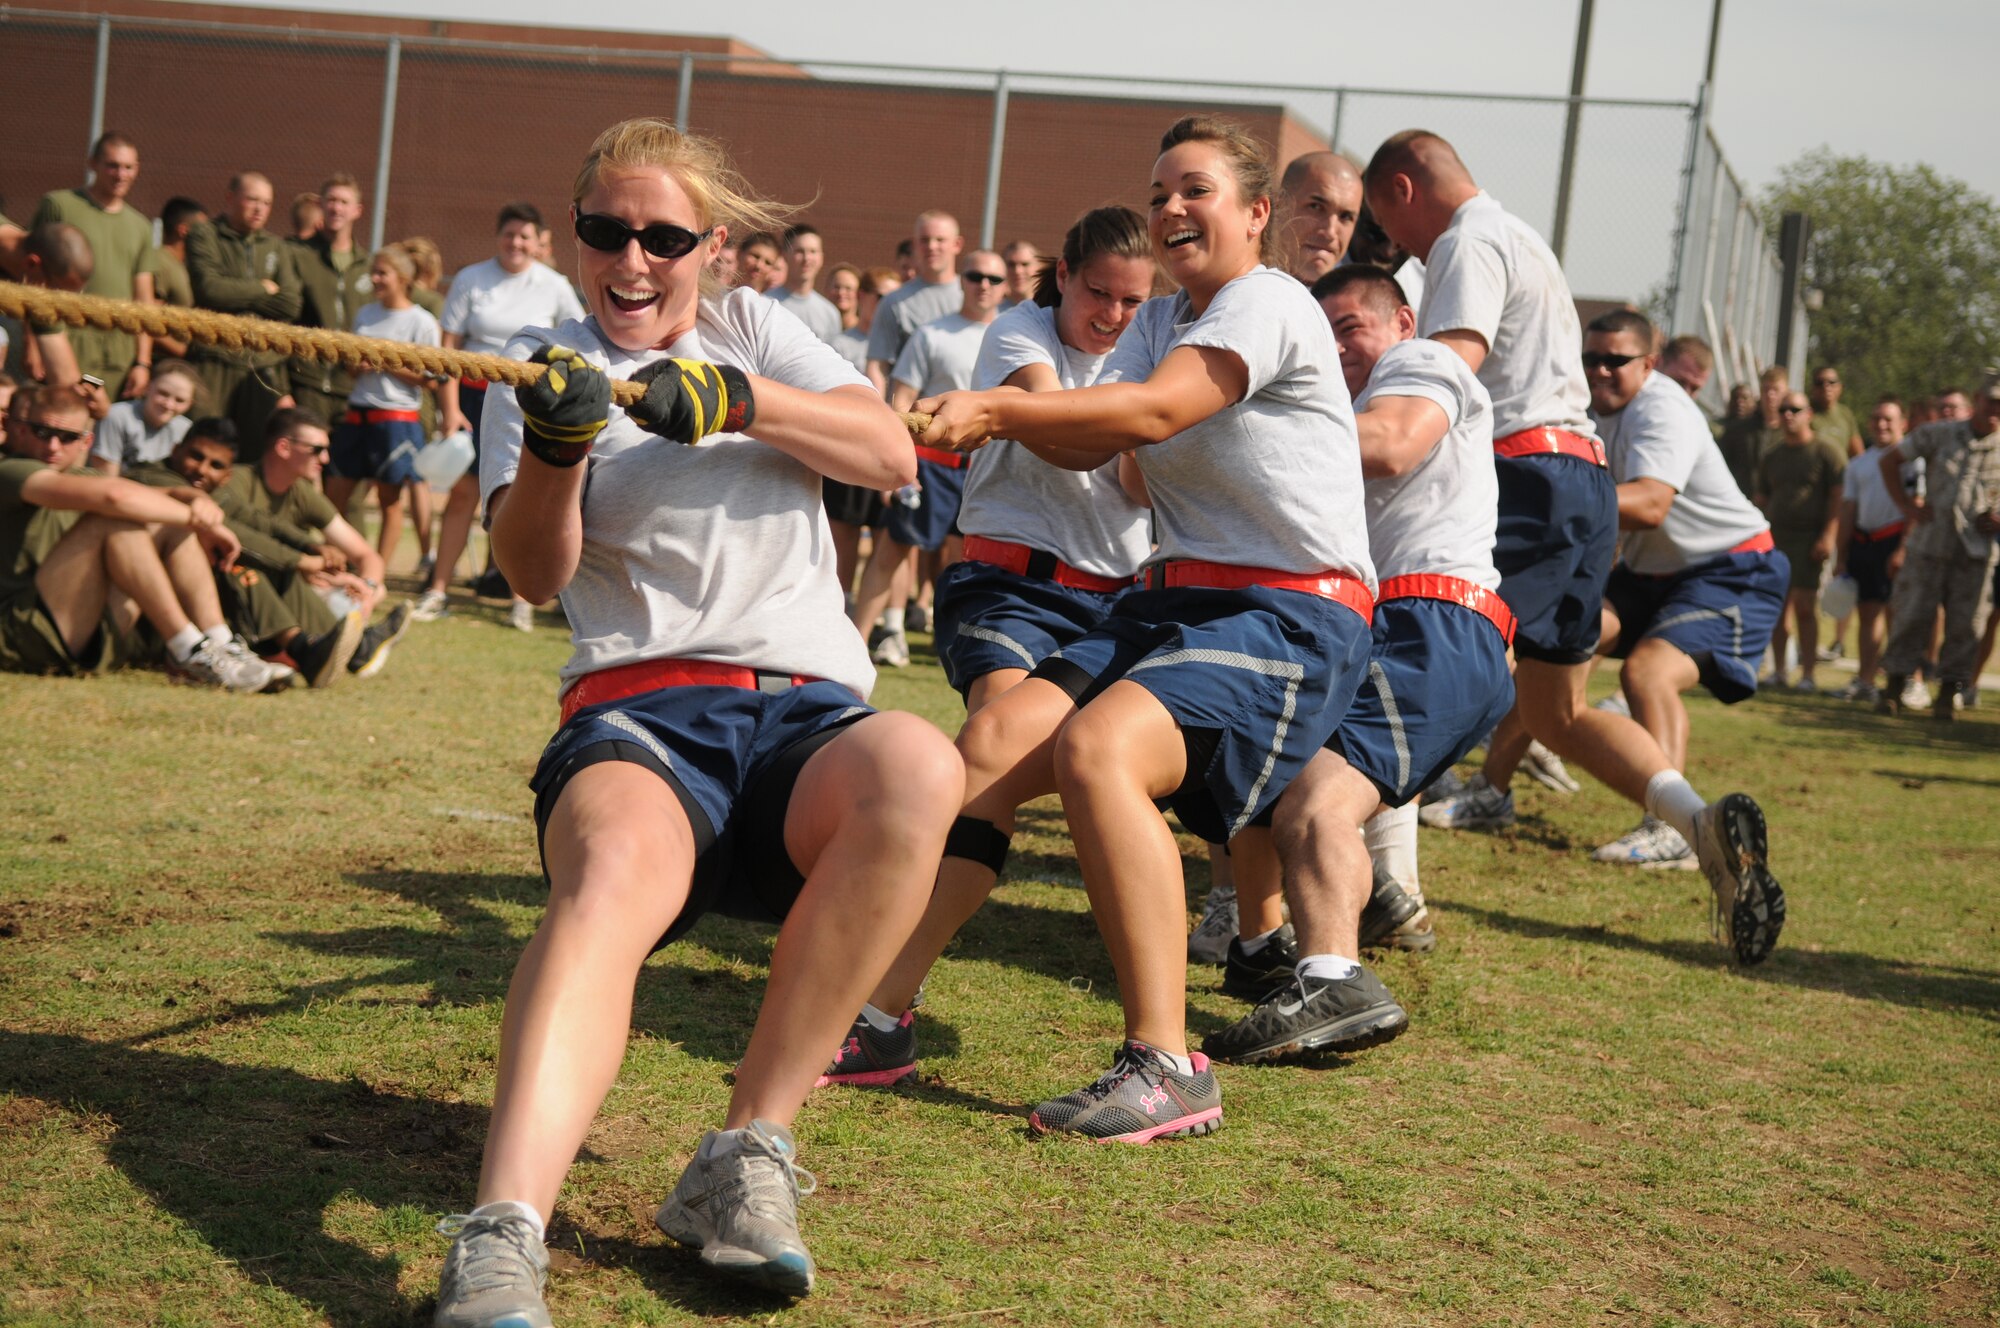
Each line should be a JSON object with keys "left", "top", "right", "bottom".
{"left": 629, "top": 357, "right": 756, "bottom": 446}
{"left": 518, "top": 345, "right": 610, "bottom": 468}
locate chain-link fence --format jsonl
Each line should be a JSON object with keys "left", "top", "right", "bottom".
{"left": 1, "top": 5, "right": 1787, "bottom": 377}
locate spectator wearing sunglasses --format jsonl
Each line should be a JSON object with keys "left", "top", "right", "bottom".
{"left": 0, "top": 384, "right": 279, "bottom": 690}
{"left": 1809, "top": 366, "right": 1864, "bottom": 459}
{"left": 432, "top": 116, "right": 960, "bottom": 1314}
{"left": 848, "top": 250, "right": 1010, "bottom": 667}
{"left": 1753, "top": 391, "right": 1845, "bottom": 690}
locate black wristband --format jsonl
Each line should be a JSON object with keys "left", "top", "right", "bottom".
{"left": 523, "top": 429, "right": 593, "bottom": 468}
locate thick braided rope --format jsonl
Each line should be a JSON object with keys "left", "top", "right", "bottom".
{"left": 0, "top": 282, "right": 935, "bottom": 434}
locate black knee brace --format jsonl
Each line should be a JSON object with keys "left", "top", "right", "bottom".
{"left": 943, "top": 815, "right": 1012, "bottom": 874}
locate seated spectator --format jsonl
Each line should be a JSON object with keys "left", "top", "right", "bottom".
{"left": 325, "top": 246, "right": 441, "bottom": 574}
{"left": 1754, "top": 390, "right": 1845, "bottom": 690}
{"left": 220, "top": 409, "right": 410, "bottom": 678}
{"left": 0, "top": 385, "right": 278, "bottom": 690}
{"left": 88, "top": 359, "right": 200, "bottom": 477}
{"left": 735, "top": 231, "right": 786, "bottom": 293}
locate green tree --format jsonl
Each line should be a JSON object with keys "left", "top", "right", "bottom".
{"left": 1764, "top": 150, "right": 2000, "bottom": 408}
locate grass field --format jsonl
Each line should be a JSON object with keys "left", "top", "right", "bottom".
{"left": 2, "top": 594, "right": 1996, "bottom": 1327}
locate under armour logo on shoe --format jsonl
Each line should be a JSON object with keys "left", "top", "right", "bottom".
{"left": 1138, "top": 1088, "right": 1170, "bottom": 1115}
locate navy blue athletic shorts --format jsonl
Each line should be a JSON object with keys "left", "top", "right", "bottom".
{"left": 1844, "top": 530, "right": 1902, "bottom": 604}
{"left": 1031, "top": 584, "right": 1373, "bottom": 843}
{"left": 883, "top": 457, "right": 967, "bottom": 552}
{"left": 933, "top": 558, "right": 1129, "bottom": 697}
{"left": 1494, "top": 452, "right": 1618, "bottom": 665}
{"left": 461, "top": 382, "right": 488, "bottom": 462}
{"left": 330, "top": 414, "right": 424, "bottom": 486}
{"left": 1330, "top": 598, "right": 1516, "bottom": 807}
{"left": 1603, "top": 549, "right": 1789, "bottom": 704}
{"left": 529, "top": 680, "right": 871, "bottom": 948}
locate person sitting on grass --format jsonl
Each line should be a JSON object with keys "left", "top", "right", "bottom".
{"left": 219, "top": 409, "right": 409, "bottom": 679}
{"left": 0, "top": 384, "right": 279, "bottom": 691}
{"left": 86, "top": 357, "right": 201, "bottom": 477}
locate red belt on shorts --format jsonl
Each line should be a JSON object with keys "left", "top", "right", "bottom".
{"left": 341, "top": 408, "right": 421, "bottom": 425}
{"left": 559, "top": 657, "right": 824, "bottom": 725}
{"left": 1493, "top": 426, "right": 1606, "bottom": 467}
{"left": 1852, "top": 521, "right": 1904, "bottom": 544}
{"left": 1729, "top": 530, "right": 1775, "bottom": 554}
{"left": 458, "top": 377, "right": 488, "bottom": 392}
{"left": 1142, "top": 560, "right": 1374, "bottom": 621}
{"left": 913, "top": 443, "right": 968, "bottom": 469}
{"left": 962, "top": 535, "right": 1134, "bottom": 594}
{"left": 1378, "top": 574, "right": 1516, "bottom": 647}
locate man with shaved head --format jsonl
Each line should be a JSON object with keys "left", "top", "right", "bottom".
{"left": 186, "top": 171, "right": 303, "bottom": 458}
{"left": 1366, "top": 128, "right": 1784, "bottom": 966}
{"left": 1278, "top": 151, "right": 1364, "bottom": 285}
{"left": 17, "top": 223, "right": 96, "bottom": 390}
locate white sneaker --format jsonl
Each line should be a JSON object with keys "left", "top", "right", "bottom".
{"left": 1690, "top": 793, "right": 1785, "bottom": 965}
{"left": 1187, "top": 884, "right": 1237, "bottom": 965}
{"left": 175, "top": 637, "right": 278, "bottom": 693}
{"left": 870, "top": 629, "right": 910, "bottom": 668}
{"left": 1521, "top": 740, "right": 1580, "bottom": 793}
{"left": 1594, "top": 691, "right": 1632, "bottom": 718}
{"left": 1900, "top": 676, "right": 1932, "bottom": 710}
{"left": 1591, "top": 815, "right": 1697, "bottom": 869}
{"left": 510, "top": 599, "right": 535, "bottom": 633}
{"left": 410, "top": 588, "right": 449, "bottom": 622}
{"left": 1417, "top": 774, "right": 1516, "bottom": 831}
{"left": 655, "top": 1120, "right": 817, "bottom": 1297}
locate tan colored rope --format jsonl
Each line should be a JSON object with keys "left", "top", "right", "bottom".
{"left": 0, "top": 282, "right": 934, "bottom": 435}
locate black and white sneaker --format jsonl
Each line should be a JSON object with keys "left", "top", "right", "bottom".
{"left": 1357, "top": 869, "right": 1422, "bottom": 949}
{"left": 1691, "top": 793, "right": 1785, "bottom": 965}
{"left": 1220, "top": 922, "right": 1298, "bottom": 1000}
{"left": 1201, "top": 967, "right": 1408, "bottom": 1064}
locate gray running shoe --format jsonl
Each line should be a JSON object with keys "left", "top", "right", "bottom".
{"left": 1594, "top": 690, "right": 1632, "bottom": 718}
{"left": 1421, "top": 767, "right": 1468, "bottom": 803}
{"left": 1521, "top": 740, "right": 1580, "bottom": 793}
{"left": 868, "top": 626, "right": 910, "bottom": 668}
{"left": 1221, "top": 922, "right": 1297, "bottom": 1001}
{"left": 1591, "top": 815, "right": 1698, "bottom": 870}
{"left": 817, "top": 1010, "right": 918, "bottom": 1087}
{"left": 1186, "top": 884, "right": 1237, "bottom": 965}
{"left": 1691, "top": 793, "right": 1785, "bottom": 965}
{"left": 656, "top": 1120, "right": 818, "bottom": 1297}
{"left": 410, "top": 588, "right": 451, "bottom": 622}
{"left": 433, "top": 1208, "right": 551, "bottom": 1328}
{"left": 1029, "top": 1041, "right": 1221, "bottom": 1143}
{"left": 173, "top": 636, "right": 278, "bottom": 692}
{"left": 1418, "top": 774, "right": 1515, "bottom": 831}
{"left": 1202, "top": 967, "right": 1409, "bottom": 1064}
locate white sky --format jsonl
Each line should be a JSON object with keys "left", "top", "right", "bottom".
{"left": 180, "top": 0, "right": 1999, "bottom": 205}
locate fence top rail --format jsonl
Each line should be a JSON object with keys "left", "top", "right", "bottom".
{"left": 0, "top": 4, "right": 1694, "bottom": 111}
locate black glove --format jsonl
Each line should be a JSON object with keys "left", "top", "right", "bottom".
{"left": 629, "top": 357, "right": 756, "bottom": 445}
{"left": 517, "top": 345, "right": 610, "bottom": 468}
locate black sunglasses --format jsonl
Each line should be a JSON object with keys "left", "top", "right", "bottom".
{"left": 25, "top": 421, "right": 88, "bottom": 444}
{"left": 1778, "top": 405, "right": 1806, "bottom": 415}
{"left": 961, "top": 271, "right": 1006, "bottom": 286}
{"left": 1580, "top": 352, "right": 1639, "bottom": 371}
{"left": 573, "top": 210, "right": 713, "bottom": 260}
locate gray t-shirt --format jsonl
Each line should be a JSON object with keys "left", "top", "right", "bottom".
{"left": 440, "top": 257, "right": 587, "bottom": 356}
{"left": 1594, "top": 368, "right": 1769, "bottom": 575}
{"left": 1354, "top": 338, "right": 1499, "bottom": 589}
{"left": 767, "top": 287, "right": 842, "bottom": 344}
{"left": 865, "top": 279, "right": 960, "bottom": 371}
{"left": 481, "top": 287, "right": 877, "bottom": 696}
{"left": 831, "top": 326, "right": 868, "bottom": 373}
{"left": 890, "top": 312, "right": 989, "bottom": 399}
{"left": 959, "top": 301, "right": 1152, "bottom": 578}
{"left": 349, "top": 302, "right": 442, "bottom": 411}
{"left": 1101, "top": 266, "right": 1374, "bottom": 586}
{"left": 1420, "top": 192, "right": 1594, "bottom": 440}
{"left": 90, "top": 399, "right": 190, "bottom": 469}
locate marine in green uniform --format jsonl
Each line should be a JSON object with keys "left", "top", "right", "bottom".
{"left": 186, "top": 172, "right": 303, "bottom": 459}
{"left": 30, "top": 133, "right": 158, "bottom": 399}
{"left": 1809, "top": 367, "right": 1863, "bottom": 457}
{"left": 289, "top": 175, "right": 376, "bottom": 428}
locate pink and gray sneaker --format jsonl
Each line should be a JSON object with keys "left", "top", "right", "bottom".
{"left": 1028, "top": 1040, "right": 1221, "bottom": 1143}
{"left": 816, "top": 1010, "right": 918, "bottom": 1088}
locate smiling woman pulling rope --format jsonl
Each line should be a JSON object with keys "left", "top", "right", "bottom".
{"left": 0, "top": 282, "right": 936, "bottom": 435}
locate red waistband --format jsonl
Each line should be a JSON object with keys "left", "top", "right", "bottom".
{"left": 913, "top": 443, "right": 967, "bottom": 469}
{"left": 458, "top": 377, "right": 488, "bottom": 392}
{"left": 1852, "top": 521, "right": 1905, "bottom": 544}
{"left": 962, "top": 535, "right": 1134, "bottom": 594}
{"left": 1143, "top": 560, "right": 1374, "bottom": 620}
{"left": 1377, "top": 574, "right": 1516, "bottom": 647}
{"left": 1729, "top": 530, "right": 1774, "bottom": 555}
{"left": 559, "top": 657, "right": 824, "bottom": 725}
{"left": 341, "top": 408, "right": 422, "bottom": 425}
{"left": 1493, "top": 426, "right": 1606, "bottom": 467}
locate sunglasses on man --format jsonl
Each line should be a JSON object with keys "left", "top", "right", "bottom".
{"left": 961, "top": 272, "right": 1006, "bottom": 287}
{"left": 573, "top": 210, "right": 713, "bottom": 261}
{"left": 1580, "top": 351, "right": 1639, "bottom": 372}
{"left": 23, "top": 421, "right": 89, "bottom": 445}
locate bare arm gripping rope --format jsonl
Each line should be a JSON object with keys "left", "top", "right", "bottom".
{"left": 0, "top": 282, "right": 935, "bottom": 435}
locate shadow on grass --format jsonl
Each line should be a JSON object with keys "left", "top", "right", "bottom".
{"left": 1753, "top": 692, "right": 2000, "bottom": 756}
{"left": 1871, "top": 767, "right": 2000, "bottom": 789}
{"left": 1450, "top": 902, "right": 2000, "bottom": 1019}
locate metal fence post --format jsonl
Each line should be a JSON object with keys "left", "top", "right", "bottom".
{"left": 981, "top": 70, "right": 1009, "bottom": 250}
{"left": 88, "top": 16, "right": 111, "bottom": 155}
{"left": 369, "top": 36, "right": 401, "bottom": 253}
{"left": 1550, "top": 0, "right": 1596, "bottom": 262}
{"left": 1329, "top": 89, "right": 1346, "bottom": 152}
{"left": 675, "top": 52, "right": 694, "bottom": 131}
{"left": 1665, "top": 90, "right": 1706, "bottom": 335}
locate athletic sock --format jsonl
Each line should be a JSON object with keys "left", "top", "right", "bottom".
{"left": 468, "top": 1199, "right": 545, "bottom": 1241}
{"left": 701, "top": 1126, "right": 748, "bottom": 1162}
{"left": 165, "top": 624, "right": 203, "bottom": 662}
{"left": 1296, "top": 953, "right": 1361, "bottom": 983}
{"left": 884, "top": 606, "right": 906, "bottom": 634}
{"left": 203, "top": 623, "right": 233, "bottom": 647}
{"left": 859, "top": 1001, "right": 903, "bottom": 1033}
{"left": 1236, "top": 925, "right": 1281, "bottom": 957}
{"left": 1148, "top": 1047, "right": 1196, "bottom": 1076}
{"left": 1643, "top": 770, "right": 1706, "bottom": 844}
{"left": 1363, "top": 803, "right": 1422, "bottom": 907}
